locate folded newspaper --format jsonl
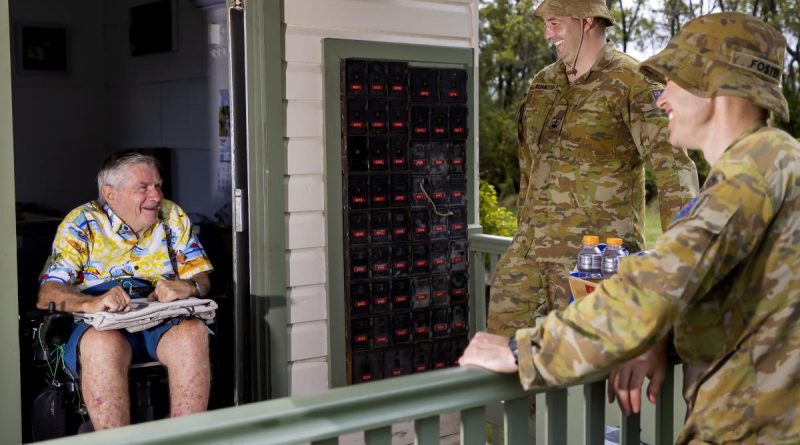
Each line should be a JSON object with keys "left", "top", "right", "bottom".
{"left": 73, "top": 298, "right": 217, "bottom": 333}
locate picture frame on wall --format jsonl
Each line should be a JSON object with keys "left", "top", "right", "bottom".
{"left": 14, "top": 24, "right": 69, "bottom": 75}
{"left": 129, "top": 0, "right": 178, "bottom": 56}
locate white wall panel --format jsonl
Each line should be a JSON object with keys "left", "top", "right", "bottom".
{"left": 288, "top": 284, "right": 328, "bottom": 324}
{"left": 286, "top": 212, "right": 325, "bottom": 250}
{"left": 287, "top": 175, "right": 325, "bottom": 212}
{"left": 289, "top": 321, "right": 329, "bottom": 361}
{"left": 286, "top": 101, "right": 324, "bottom": 138}
{"left": 286, "top": 138, "right": 324, "bottom": 175}
{"left": 287, "top": 248, "right": 327, "bottom": 287}
{"left": 290, "top": 359, "right": 330, "bottom": 395}
{"left": 286, "top": 63, "right": 323, "bottom": 101}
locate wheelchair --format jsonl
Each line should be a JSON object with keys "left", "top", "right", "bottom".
{"left": 26, "top": 280, "right": 169, "bottom": 441}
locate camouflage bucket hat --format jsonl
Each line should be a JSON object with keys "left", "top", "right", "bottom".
{"left": 640, "top": 12, "right": 788, "bottom": 121}
{"left": 533, "top": 0, "right": 616, "bottom": 26}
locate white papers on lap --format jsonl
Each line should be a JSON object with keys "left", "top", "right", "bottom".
{"left": 73, "top": 298, "right": 218, "bottom": 333}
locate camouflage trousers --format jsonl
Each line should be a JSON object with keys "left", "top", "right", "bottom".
{"left": 487, "top": 249, "right": 573, "bottom": 336}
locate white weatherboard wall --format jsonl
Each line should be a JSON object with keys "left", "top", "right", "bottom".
{"left": 283, "top": 0, "right": 478, "bottom": 396}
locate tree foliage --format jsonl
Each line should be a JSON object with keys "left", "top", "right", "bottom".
{"left": 479, "top": 0, "right": 800, "bottom": 214}
{"left": 479, "top": 180, "right": 518, "bottom": 237}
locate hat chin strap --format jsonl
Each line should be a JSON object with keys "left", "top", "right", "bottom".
{"left": 565, "top": 20, "right": 586, "bottom": 77}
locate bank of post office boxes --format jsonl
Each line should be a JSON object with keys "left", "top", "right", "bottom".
{"left": 351, "top": 318, "right": 371, "bottom": 351}
{"left": 412, "top": 310, "right": 431, "bottom": 340}
{"left": 449, "top": 105, "right": 468, "bottom": 139}
{"left": 370, "top": 246, "right": 391, "bottom": 280}
{"left": 449, "top": 207, "right": 466, "bottom": 239}
{"left": 430, "top": 106, "right": 449, "bottom": 140}
{"left": 391, "top": 211, "right": 410, "bottom": 242}
{"left": 392, "top": 312, "right": 412, "bottom": 344}
{"left": 383, "top": 346, "right": 412, "bottom": 377}
{"left": 372, "top": 315, "right": 391, "bottom": 348}
{"left": 346, "top": 97, "right": 367, "bottom": 135}
{"left": 431, "top": 274, "right": 450, "bottom": 306}
{"left": 429, "top": 175, "right": 449, "bottom": 207}
{"left": 346, "top": 59, "right": 367, "bottom": 95}
{"left": 439, "top": 69, "right": 467, "bottom": 103}
{"left": 411, "top": 276, "right": 431, "bottom": 309}
{"left": 428, "top": 142, "right": 448, "bottom": 175}
{"left": 389, "top": 138, "right": 408, "bottom": 170}
{"left": 391, "top": 244, "right": 409, "bottom": 278}
{"left": 390, "top": 174, "right": 409, "bottom": 207}
{"left": 348, "top": 175, "right": 368, "bottom": 210}
{"left": 449, "top": 141, "right": 466, "bottom": 174}
{"left": 429, "top": 212, "right": 448, "bottom": 240}
{"left": 349, "top": 247, "right": 369, "bottom": 281}
{"left": 449, "top": 175, "right": 467, "bottom": 207}
{"left": 368, "top": 137, "right": 388, "bottom": 171}
{"left": 449, "top": 272, "right": 468, "bottom": 304}
{"left": 410, "top": 209, "right": 429, "bottom": 242}
{"left": 391, "top": 279, "right": 411, "bottom": 311}
{"left": 432, "top": 308, "right": 450, "bottom": 339}
{"left": 350, "top": 282, "right": 370, "bottom": 316}
{"left": 410, "top": 67, "right": 438, "bottom": 102}
{"left": 352, "top": 351, "right": 381, "bottom": 384}
{"left": 370, "top": 174, "right": 389, "bottom": 209}
{"left": 367, "top": 61, "right": 388, "bottom": 96}
{"left": 449, "top": 240, "right": 468, "bottom": 272}
{"left": 349, "top": 213, "right": 368, "bottom": 244}
{"left": 430, "top": 241, "right": 449, "bottom": 274}
{"left": 413, "top": 343, "right": 433, "bottom": 373}
{"left": 410, "top": 105, "right": 430, "bottom": 139}
{"left": 371, "top": 281, "right": 391, "bottom": 314}
{"left": 409, "top": 142, "right": 428, "bottom": 174}
{"left": 348, "top": 137, "right": 368, "bottom": 172}
{"left": 388, "top": 62, "right": 408, "bottom": 97}
{"left": 450, "top": 304, "right": 468, "bottom": 334}
{"left": 388, "top": 100, "right": 408, "bottom": 135}
{"left": 370, "top": 212, "right": 390, "bottom": 244}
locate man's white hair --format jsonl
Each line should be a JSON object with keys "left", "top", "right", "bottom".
{"left": 96, "top": 151, "right": 159, "bottom": 205}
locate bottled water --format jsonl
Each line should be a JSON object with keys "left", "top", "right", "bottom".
{"left": 601, "top": 237, "right": 627, "bottom": 276}
{"left": 576, "top": 235, "right": 602, "bottom": 274}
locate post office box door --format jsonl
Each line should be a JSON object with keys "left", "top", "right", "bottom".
{"left": 371, "top": 246, "right": 391, "bottom": 280}
{"left": 392, "top": 312, "right": 412, "bottom": 343}
{"left": 429, "top": 212, "right": 449, "bottom": 240}
{"left": 348, "top": 213, "right": 369, "bottom": 244}
{"left": 368, "top": 99, "right": 388, "bottom": 135}
{"left": 450, "top": 304, "right": 468, "bottom": 333}
{"left": 350, "top": 282, "right": 370, "bottom": 316}
{"left": 367, "top": 61, "right": 388, "bottom": 96}
{"left": 370, "top": 174, "right": 390, "bottom": 209}
{"left": 383, "top": 346, "right": 412, "bottom": 377}
{"left": 347, "top": 137, "right": 368, "bottom": 172}
{"left": 388, "top": 62, "right": 408, "bottom": 97}
{"left": 432, "top": 340, "right": 452, "bottom": 369}
{"left": 346, "top": 97, "right": 367, "bottom": 135}
{"left": 390, "top": 174, "right": 410, "bottom": 207}
{"left": 391, "top": 243, "right": 409, "bottom": 278}
{"left": 345, "top": 59, "right": 367, "bottom": 95}
{"left": 409, "top": 142, "right": 428, "bottom": 174}
{"left": 439, "top": 69, "right": 467, "bottom": 103}
{"left": 430, "top": 241, "right": 449, "bottom": 274}
{"left": 449, "top": 207, "right": 467, "bottom": 238}
{"left": 349, "top": 247, "right": 369, "bottom": 281}
{"left": 351, "top": 318, "right": 371, "bottom": 351}
{"left": 449, "top": 272, "right": 468, "bottom": 303}
{"left": 391, "top": 279, "right": 411, "bottom": 311}
{"left": 368, "top": 137, "right": 388, "bottom": 171}
{"left": 391, "top": 210, "right": 410, "bottom": 242}
{"left": 389, "top": 138, "right": 409, "bottom": 171}
{"left": 449, "top": 239, "right": 468, "bottom": 272}
{"left": 449, "top": 141, "right": 466, "bottom": 174}
{"left": 351, "top": 351, "right": 381, "bottom": 384}
{"left": 372, "top": 315, "right": 391, "bottom": 348}
{"left": 370, "top": 211, "right": 390, "bottom": 244}
{"left": 348, "top": 175, "right": 369, "bottom": 210}
{"left": 429, "top": 175, "right": 449, "bottom": 207}
{"left": 449, "top": 105, "right": 468, "bottom": 139}
{"left": 410, "top": 243, "right": 430, "bottom": 275}
{"left": 430, "top": 106, "right": 449, "bottom": 140}
{"left": 428, "top": 142, "right": 449, "bottom": 175}
{"left": 410, "top": 67, "right": 438, "bottom": 102}
{"left": 413, "top": 343, "right": 433, "bottom": 372}
{"left": 410, "top": 105, "right": 430, "bottom": 140}
{"left": 431, "top": 274, "right": 450, "bottom": 306}
{"left": 411, "top": 276, "right": 432, "bottom": 310}
{"left": 412, "top": 309, "right": 431, "bottom": 339}
{"left": 449, "top": 175, "right": 467, "bottom": 207}
{"left": 388, "top": 100, "right": 408, "bottom": 135}
{"left": 371, "top": 280, "right": 391, "bottom": 314}
{"left": 410, "top": 209, "right": 429, "bottom": 242}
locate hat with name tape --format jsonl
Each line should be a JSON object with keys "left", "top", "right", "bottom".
{"left": 639, "top": 12, "right": 788, "bottom": 121}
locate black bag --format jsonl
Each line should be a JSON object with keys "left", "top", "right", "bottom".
{"left": 31, "top": 385, "right": 67, "bottom": 441}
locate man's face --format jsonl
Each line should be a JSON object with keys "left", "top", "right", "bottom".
{"left": 542, "top": 15, "right": 585, "bottom": 64}
{"left": 656, "top": 80, "right": 712, "bottom": 150}
{"left": 104, "top": 163, "right": 163, "bottom": 236}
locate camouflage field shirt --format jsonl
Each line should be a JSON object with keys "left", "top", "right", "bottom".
{"left": 514, "top": 42, "right": 698, "bottom": 263}
{"left": 516, "top": 126, "right": 800, "bottom": 443}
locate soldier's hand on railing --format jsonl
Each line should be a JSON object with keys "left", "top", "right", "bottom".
{"left": 458, "top": 332, "right": 518, "bottom": 373}
{"left": 607, "top": 337, "right": 668, "bottom": 416}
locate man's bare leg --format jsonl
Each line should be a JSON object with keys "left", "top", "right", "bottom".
{"left": 80, "top": 329, "right": 132, "bottom": 429}
{"left": 157, "top": 318, "right": 211, "bottom": 417}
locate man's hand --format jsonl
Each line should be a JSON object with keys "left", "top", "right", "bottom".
{"left": 83, "top": 286, "right": 131, "bottom": 313}
{"left": 607, "top": 339, "right": 668, "bottom": 416}
{"left": 458, "top": 332, "right": 518, "bottom": 374}
{"left": 148, "top": 279, "right": 196, "bottom": 303}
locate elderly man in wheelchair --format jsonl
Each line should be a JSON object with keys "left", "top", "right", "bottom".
{"left": 36, "top": 151, "right": 214, "bottom": 432}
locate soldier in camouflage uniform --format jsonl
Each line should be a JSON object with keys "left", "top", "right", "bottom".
{"left": 463, "top": 12, "right": 800, "bottom": 443}
{"left": 488, "top": 0, "right": 698, "bottom": 336}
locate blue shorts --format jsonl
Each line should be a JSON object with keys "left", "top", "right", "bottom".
{"left": 63, "top": 318, "right": 184, "bottom": 379}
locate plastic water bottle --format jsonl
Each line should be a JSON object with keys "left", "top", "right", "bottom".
{"left": 602, "top": 237, "right": 627, "bottom": 277}
{"left": 577, "top": 235, "right": 602, "bottom": 274}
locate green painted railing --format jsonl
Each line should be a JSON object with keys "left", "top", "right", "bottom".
{"left": 34, "top": 232, "right": 682, "bottom": 445}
